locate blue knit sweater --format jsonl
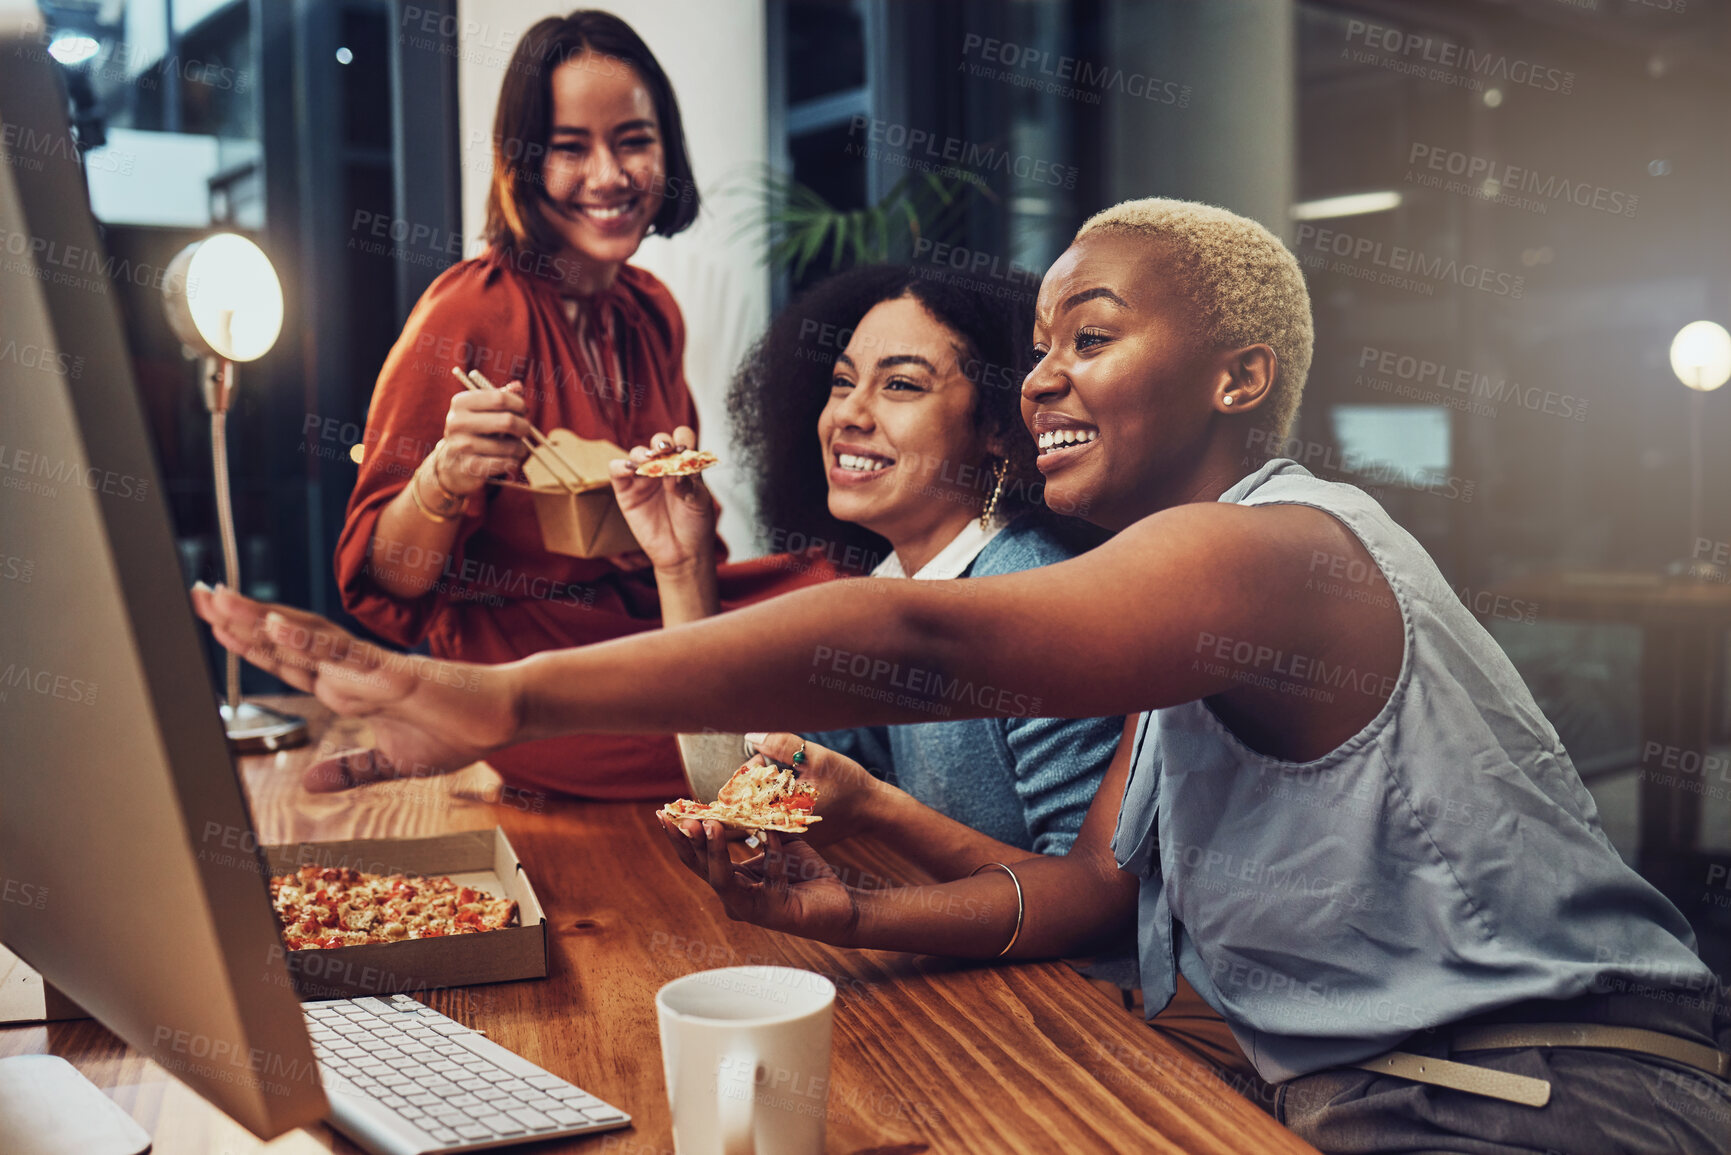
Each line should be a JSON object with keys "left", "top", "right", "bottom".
{"left": 807, "top": 516, "right": 1122, "bottom": 856}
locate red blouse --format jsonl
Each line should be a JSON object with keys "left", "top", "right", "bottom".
{"left": 335, "top": 248, "right": 835, "bottom": 799}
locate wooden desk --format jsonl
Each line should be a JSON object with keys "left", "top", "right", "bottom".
{"left": 0, "top": 697, "right": 1315, "bottom": 1155}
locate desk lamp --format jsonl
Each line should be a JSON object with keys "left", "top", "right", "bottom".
{"left": 162, "top": 234, "right": 307, "bottom": 750}
{"left": 1668, "top": 321, "right": 1730, "bottom": 582}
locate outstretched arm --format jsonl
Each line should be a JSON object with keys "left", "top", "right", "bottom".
{"left": 194, "top": 500, "right": 1396, "bottom": 781}
{"left": 513, "top": 500, "right": 1314, "bottom": 736}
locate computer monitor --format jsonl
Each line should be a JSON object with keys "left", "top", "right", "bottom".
{"left": 0, "top": 6, "right": 327, "bottom": 1140}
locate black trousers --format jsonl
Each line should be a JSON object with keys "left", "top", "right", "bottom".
{"left": 1276, "top": 984, "right": 1731, "bottom": 1155}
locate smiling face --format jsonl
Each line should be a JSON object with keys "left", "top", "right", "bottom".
{"left": 1023, "top": 232, "right": 1222, "bottom": 530}
{"left": 538, "top": 54, "right": 664, "bottom": 289}
{"left": 817, "top": 295, "right": 998, "bottom": 566}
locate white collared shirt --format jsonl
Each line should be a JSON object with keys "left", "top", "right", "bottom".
{"left": 871, "top": 516, "right": 1007, "bottom": 581}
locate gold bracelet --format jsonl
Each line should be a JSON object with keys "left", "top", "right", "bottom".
{"left": 425, "top": 439, "right": 463, "bottom": 504}
{"left": 407, "top": 471, "right": 456, "bottom": 523}
{"left": 970, "top": 862, "right": 1025, "bottom": 957}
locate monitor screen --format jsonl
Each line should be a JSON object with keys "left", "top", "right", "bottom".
{"left": 0, "top": 8, "right": 326, "bottom": 1139}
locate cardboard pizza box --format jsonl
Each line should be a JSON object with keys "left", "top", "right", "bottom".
{"left": 515, "top": 429, "right": 640, "bottom": 558}
{"left": 259, "top": 827, "right": 548, "bottom": 999}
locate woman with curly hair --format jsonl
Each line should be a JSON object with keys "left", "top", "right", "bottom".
{"left": 604, "top": 263, "right": 1121, "bottom": 879}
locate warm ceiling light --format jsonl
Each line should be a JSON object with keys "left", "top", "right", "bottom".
{"left": 1290, "top": 191, "right": 1403, "bottom": 221}
{"left": 1670, "top": 321, "right": 1731, "bottom": 393}
{"left": 47, "top": 32, "right": 100, "bottom": 66}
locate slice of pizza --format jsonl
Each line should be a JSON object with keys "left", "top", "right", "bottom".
{"left": 659, "top": 754, "right": 821, "bottom": 836}
{"left": 636, "top": 448, "right": 719, "bottom": 478}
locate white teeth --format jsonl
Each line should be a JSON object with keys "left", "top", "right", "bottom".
{"left": 1037, "top": 429, "right": 1097, "bottom": 454}
{"left": 837, "top": 453, "right": 890, "bottom": 473}
{"left": 585, "top": 201, "right": 632, "bottom": 220}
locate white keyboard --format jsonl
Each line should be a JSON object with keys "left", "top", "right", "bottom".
{"left": 304, "top": 994, "right": 630, "bottom": 1154}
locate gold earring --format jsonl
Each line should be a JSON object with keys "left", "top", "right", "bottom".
{"left": 980, "top": 458, "right": 1008, "bottom": 529}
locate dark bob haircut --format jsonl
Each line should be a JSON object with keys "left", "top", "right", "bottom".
{"left": 484, "top": 11, "right": 700, "bottom": 260}
{"left": 729, "top": 264, "right": 1106, "bottom": 575}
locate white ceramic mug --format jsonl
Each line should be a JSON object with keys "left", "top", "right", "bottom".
{"left": 656, "top": 966, "right": 836, "bottom": 1155}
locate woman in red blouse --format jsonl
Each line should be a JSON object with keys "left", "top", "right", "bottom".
{"left": 334, "top": 11, "right": 821, "bottom": 799}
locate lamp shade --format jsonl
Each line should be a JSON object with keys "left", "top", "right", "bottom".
{"left": 1669, "top": 320, "right": 1731, "bottom": 393}
{"left": 162, "top": 234, "right": 284, "bottom": 363}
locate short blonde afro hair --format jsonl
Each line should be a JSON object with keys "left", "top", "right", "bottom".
{"left": 1076, "top": 198, "right": 1313, "bottom": 443}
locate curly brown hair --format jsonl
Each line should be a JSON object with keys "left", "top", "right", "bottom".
{"left": 729, "top": 264, "right": 1103, "bottom": 574}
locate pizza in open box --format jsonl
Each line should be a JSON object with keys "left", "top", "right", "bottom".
{"left": 270, "top": 864, "right": 518, "bottom": 950}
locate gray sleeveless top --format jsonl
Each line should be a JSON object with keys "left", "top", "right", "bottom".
{"left": 1111, "top": 459, "right": 1712, "bottom": 1082}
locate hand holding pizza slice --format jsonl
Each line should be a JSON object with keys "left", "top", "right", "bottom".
{"left": 658, "top": 754, "right": 821, "bottom": 839}
{"left": 635, "top": 447, "right": 719, "bottom": 478}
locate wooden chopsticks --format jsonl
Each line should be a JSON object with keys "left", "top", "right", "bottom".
{"left": 449, "top": 366, "right": 587, "bottom": 493}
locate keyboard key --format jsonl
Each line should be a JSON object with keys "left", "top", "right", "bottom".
{"left": 428, "top": 1105, "right": 465, "bottom": 1121}
{"left": 463, "top": 1102, "right": 497, "bottom": 1120}
{"left": 423, "top": 1079, "right": 460, "bottom": 1097}
{"left": 508, "top": 1107, "right": 557, "bottom": 1131}
{"left": 432, "top": 1021, "right": 475, "bottom": 1036}
{"left": 582, "top": 1105, "right": 627, "bottom": 1123}
{"left": 476, "top": 1088, "right": 511, "bottom": 1102}
{"left": 447, "top": 1093, "right": 482, "bottom": 1108}
{"left": 525, "top": 1074, "right": 566, "bottom": 1091}
{"left": 406, "top": 1093, "right": 440, "bottom": 1107}
{"left": 457, "top": 1077, "right": 490, "bottom": 1092}
{"left": 477, "top": 1070, "right": 514, "bottom": 1084}
{"left": 496, "top": 1078, "right": 531, "bottom": 1094}
{"left": 548, "top": 1107, "right": 588, "bottom": 1127}
{"left": 427, "top": 1127, "right": 460, "bottom": 1143}
{"left": 455, "top": 1123, "right": 492, "bottom": 1141}
{"left": 475, "top": 1113, "right": 525, "bottom": 1135}
{"left": 524, "top": 1095, "right": 563, "bottom": 1111}
{"left": 427, "top": 1060, "right": 462, "bottom": 1074}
